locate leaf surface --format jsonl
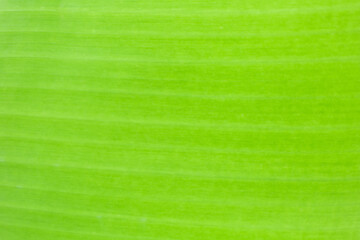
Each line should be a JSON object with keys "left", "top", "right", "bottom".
{"left": 1, "top": 0, "right": 360, "bottom": 239}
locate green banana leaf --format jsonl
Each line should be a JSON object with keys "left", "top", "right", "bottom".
{"left": 1, "top": 0, "right": 360, "bottom": 239}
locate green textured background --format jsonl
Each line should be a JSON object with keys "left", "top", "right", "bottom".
{"left": 1, "top": 0, "right": 360, "bottom": 239}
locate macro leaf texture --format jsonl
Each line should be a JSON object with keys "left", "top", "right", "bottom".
{"left": 0, "top": 0, "right": 360, "bottom": 239}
